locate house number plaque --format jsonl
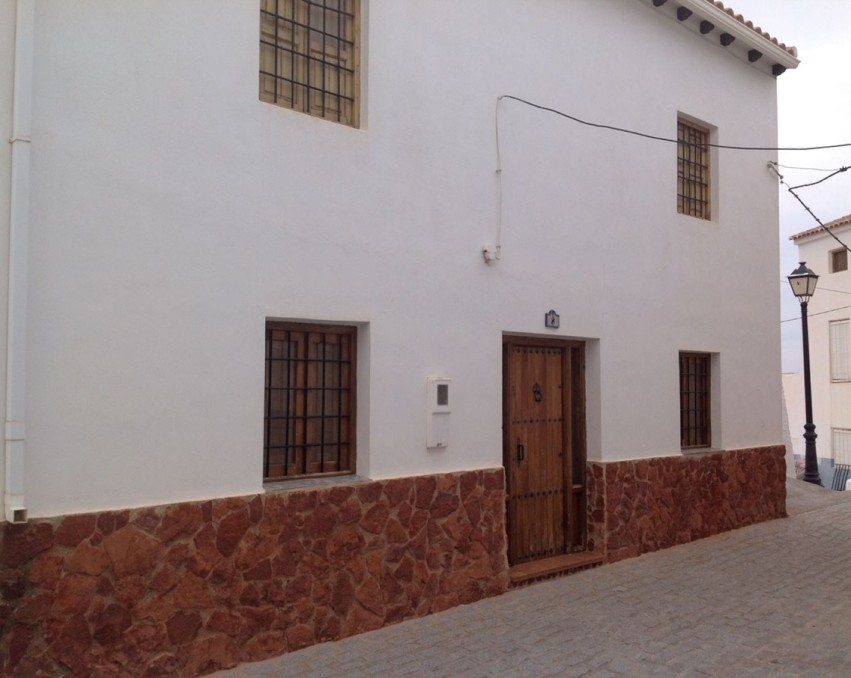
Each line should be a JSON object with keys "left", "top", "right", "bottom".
{"left": 545, "top": 310, "right": 560, "bottom": 329}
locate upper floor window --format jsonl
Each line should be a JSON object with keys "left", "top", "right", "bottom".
{"left": 680, "top": 352, "right": 711, "bottom": 448}
{"left": 265, "top": 322, "right": 357, "bottom": 480}
{"left": 830, "top": 319, "right": 850, "bottom": 382}
{"left": 830, "top": 247, "right": 848, "bottom": 273}
{"left": 260, "top": 0, "right": 360, "bottom": 127}
{"left": 677, "top": 118, "right": 711, "bottom": 220}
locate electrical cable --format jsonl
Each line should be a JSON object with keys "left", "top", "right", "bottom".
{"left": 779, "top": 282, "right": 851, "bottom": 296}
{"left": 790, "top": 166, "right": 849, "bottom": 190}
{"left": 767, "top": 163, "right": 851, "bottom": 253}
{"left": 781, "top": 304, "right": 851, "bottom": 323}
{"left": 490, "top": 95, "right": 851, "bottom": 263}
{"left": 773, "top": 163, "right": 846, "bottom": 173}
{"left": 498, "top": 95, "right": 851, "bottom": 151}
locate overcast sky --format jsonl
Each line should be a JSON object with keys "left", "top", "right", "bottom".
{"left": 727, "top": 0, "right": 851, "bottom": 371}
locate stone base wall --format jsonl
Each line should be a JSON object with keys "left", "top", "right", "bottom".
{"left": 586, "top": 446, "right": 787, "bottom": 563}
{"left": 0, "top": 469, "right": 508, "bottom": 677}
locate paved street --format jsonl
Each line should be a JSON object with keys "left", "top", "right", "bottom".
{"left": 214, "top": 480, "right": 851, "bottom": 677}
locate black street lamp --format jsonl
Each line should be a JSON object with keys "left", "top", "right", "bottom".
{"left": 788, "top": 261, "right": 822, "bottom": 486}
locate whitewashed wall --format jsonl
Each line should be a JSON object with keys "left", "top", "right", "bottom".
{"left": 0, "top": 1, "right": 18, "bottom": 511}
{"left": 3, "top": 0, "right": 783, "bottom": 518}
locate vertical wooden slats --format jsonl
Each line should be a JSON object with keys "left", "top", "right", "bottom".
{"left": 679, "top": 352, "right": 711, "bottom": 448}
{"left": 677, "top": 118, "right": 711, "bottom": 220}
{"left": 504, "top": 339, "right": 586, "bottom": 565}
{"left": 264, "top": 322, "right": 356, "bottom": 480}
{"left": 259, "top": 0, "right": 360, "bottom": 127}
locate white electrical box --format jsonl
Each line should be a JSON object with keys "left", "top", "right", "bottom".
{"left": 427, "top": 377, "right": 451, "bottom": 448}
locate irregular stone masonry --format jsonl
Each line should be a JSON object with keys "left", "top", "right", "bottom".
{"left": 0, "top": 469, "right": 509, "bottom": 677}
{"left": 586, "top": 446, "right": 787, "bottom": 562}
{"left": 0, "top": 447, "right": 786, "bottom": 676}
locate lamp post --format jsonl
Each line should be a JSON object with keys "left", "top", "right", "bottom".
{"left": 788, "top": 261, "right": 822, "bottom": 486}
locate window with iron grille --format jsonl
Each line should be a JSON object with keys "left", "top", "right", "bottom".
{"left": 833, "top": 429, "right": 851, "bottom": 466}
{"left": 680, "top": 352, "right": 711, "bottom": 448}
{"left": 259, "top": 0, "right": 360, "bottom": 127}
{"left": 830, "top": 319, "right": 850, "bottom": 382}
{"left": 677, "top": 118, "right": 711, "bottom": 220}
{"left": 264, "top": 322, "right": 356, "bottom": 480}
{"left": 831, "top": 248, "right": 848, "bottom": 273}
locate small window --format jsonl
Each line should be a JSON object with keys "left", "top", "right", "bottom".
{"left": 831, "top": 248, "right": 848, "bottom": 273}
{"left": 680, "top": 353, "right": 711, "bottom": 448}
{"left": 260, "top": 0, "right": 360, "bottom": 127}
{"left": 830, "top": 319, "right": 850, "bottom": 382}
{"left": 264, "top": 322, "right": 356, "bottom": 480}
{"left": 833, "top": 429, "right": 851, "bottom": 466}
{"left": 677, "top": 118, "right": 711, "bottom": 220}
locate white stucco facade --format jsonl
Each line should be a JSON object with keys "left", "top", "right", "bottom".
{"left": 788, "top": 219, "right": 851, "bottom": 473}
{"left": 0, "top": 0, "right": 792, "bottom": 520}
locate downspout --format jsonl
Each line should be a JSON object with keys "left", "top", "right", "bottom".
{"left": 5, "top": 0, "right": 34, "bottom": 523}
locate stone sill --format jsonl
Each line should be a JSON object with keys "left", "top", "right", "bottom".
{"left": 262, "top": 474, "right": 371, "bottom": 494}
{"left": 681, "top": 447, "right": 723, "bottom": 457}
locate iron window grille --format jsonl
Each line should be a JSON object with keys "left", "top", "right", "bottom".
{"left": 830, "top": 319, "right": 850, "bottom": 382}
{"left": 260, "top": 0, "right": 360, "bottom": 127}
{"left": 680, "top": 352, "right": 711, "bottom": 448}
{"left": 831, "top": 429, "right": 851, "bottom": 491}
{"left": 264, "top": 322, "right": 356, "bottom": 480}
{"left": 677, "top": 119, "right": 711, "bottom": 220}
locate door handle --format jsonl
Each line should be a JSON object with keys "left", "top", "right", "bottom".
{"left": 517, "top": 442, "right": 525, "bottom": 462}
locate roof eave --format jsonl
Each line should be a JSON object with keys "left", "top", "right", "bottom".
{"left": 790, "top": 222, "right": 851, "bottom": 242}
{"left": 679, "top": 0, "right": 800, "bottom": 70}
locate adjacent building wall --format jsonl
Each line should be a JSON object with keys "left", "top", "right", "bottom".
{"left": 790, "top": 224, "right": 851, "bottom": 478}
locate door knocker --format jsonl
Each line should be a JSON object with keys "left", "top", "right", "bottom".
{"left": 533, "top": 383, "right": 543, "bottom": 403}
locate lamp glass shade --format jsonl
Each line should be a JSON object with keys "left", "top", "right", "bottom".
{"left": 787, "top": 262, "right": 819, "bottom": 301}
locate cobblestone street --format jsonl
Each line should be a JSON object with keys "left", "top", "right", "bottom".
{"left": 215, "top": 480, "right": 851, "bottom": 677}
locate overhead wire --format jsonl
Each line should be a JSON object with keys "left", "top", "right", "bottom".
{"left": 767, "top": 163, "right": 851, "bottom": 254}
{"left": 497, "top": 95, "right": 851, "bottom": 151}
{"left": 772, "top": 163, "right": 846, "bottom": 173}
{"left": 789, "top": 166, "right": 849, "bottom": 190}
{"left": 492, "top": 95, "right": 851, "bottom": 260}
{"left": 781, "top": 304, "right": 851, "bottom": 323}
{"left": 779, "top": 282, "right": 851, "bottom": 296}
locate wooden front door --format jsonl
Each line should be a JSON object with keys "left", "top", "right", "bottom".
{"left": 503, "top": 337, "right": 586, "bottom": 565}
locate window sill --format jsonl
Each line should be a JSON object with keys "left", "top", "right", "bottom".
{"left": 681, "top": 446, "right": 722, "bottom": 457}
{"left": 263, "top": 474, "right": 370, "bottom": 494}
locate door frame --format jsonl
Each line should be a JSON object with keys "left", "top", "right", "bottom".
{"left": 502, "top": 335, "right": 587, "bottom": 562}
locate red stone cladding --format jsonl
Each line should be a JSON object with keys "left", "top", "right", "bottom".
{"left": 0, "top": 469, "right": 508, "bottom": 677}
{"left": 585, "top": 446, "right": 787, "bottom": 563}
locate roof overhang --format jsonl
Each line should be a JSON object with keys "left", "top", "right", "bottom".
{"left": 790, "top": 214, "right": 851, "bottom": 242}
{"left": 645, "top": 0, "right": 800, "bottom": 77}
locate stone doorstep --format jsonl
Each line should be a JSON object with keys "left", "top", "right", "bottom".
{"left": 509, "top": 552, "right": 604, "bottom": 587}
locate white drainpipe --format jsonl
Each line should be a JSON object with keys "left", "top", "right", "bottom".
{"left": 5, "top": 0, "right": 35, "bottom": 524}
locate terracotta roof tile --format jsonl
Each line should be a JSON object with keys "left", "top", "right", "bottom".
{"left": 704, "top": 0, "right": 798, "bottom": 58}
{"left": 790, "top": 212, "right": 851, "bottom": 241}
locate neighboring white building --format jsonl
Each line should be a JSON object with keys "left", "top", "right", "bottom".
{"left": 0, "top": 1, "right": 798, "bottom": 674}
{"left": 787, "top": 214, "right": 851, "bottom": 487}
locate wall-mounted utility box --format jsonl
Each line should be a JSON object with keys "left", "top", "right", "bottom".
{"left": 426, "top": 377, "right": 451, "bottom": 448}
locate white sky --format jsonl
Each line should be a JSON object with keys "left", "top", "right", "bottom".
{"left": 727, "top": 0, "right": 851, "bottom": 372}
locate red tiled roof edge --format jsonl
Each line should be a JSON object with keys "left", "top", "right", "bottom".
{"left": 704, "top": 0, "right": 798, "bottom": 58}
{"left": 790, "top": 213, "right": 851, "bottom": 241}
